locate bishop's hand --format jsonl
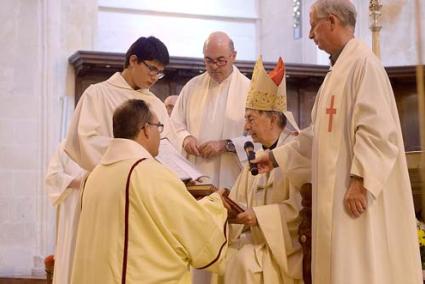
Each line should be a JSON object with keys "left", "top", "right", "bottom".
{"left": 231, "top": 208, "right": 257, "bottom": 226}
{"left": 344, "top": 176, "right": 368, "bottom": 218}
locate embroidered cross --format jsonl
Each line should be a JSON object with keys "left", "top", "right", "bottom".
{"left": 326, "top": 95, "right": 336, "bottom": 132}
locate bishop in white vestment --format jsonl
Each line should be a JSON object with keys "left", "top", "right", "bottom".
{"left": 218, "top": 57, "right": 303, "bottom": 284}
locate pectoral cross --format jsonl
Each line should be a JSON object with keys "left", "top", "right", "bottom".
{"left": 326, "top": 95, "right": 336, "bottom": 132}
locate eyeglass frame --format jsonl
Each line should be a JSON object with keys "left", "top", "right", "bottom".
{"left": 203, "top": 53, "right": 234, "bottom": 67}
{"left": 141, "top": 60, "right": 166, "bottom": 80}
{"left": 145, "top": 121, "right": 164, "bottom": 133}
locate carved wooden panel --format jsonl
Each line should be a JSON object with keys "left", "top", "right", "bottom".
{"left": 68, "top": 50, "right": 423, "bottom": 152}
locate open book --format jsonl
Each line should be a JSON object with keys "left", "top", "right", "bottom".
{"left": 156, "top": 138, "right": 208, "bottom": 182}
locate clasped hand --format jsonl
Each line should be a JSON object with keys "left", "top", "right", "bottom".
{"left": 183, "top": 136, "right": 225, "bottom": 159}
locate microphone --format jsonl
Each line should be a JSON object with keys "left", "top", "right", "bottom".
{"left": 244, "top": 141, "right": 259, "bottom": 176}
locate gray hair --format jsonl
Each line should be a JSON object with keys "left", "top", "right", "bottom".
{"left": 258, "top": 110, "right": 287, "bottom": 129}
{"left": 312, "top": 0, "right": 357, "bottom": 29}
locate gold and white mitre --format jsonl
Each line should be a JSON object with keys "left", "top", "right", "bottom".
{"left": 246, "top": 56, "right": 300, "bottom": 131}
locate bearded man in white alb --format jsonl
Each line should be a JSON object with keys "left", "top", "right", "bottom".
{"left": 252, "top": 1, "right": 422, "bottom": 283}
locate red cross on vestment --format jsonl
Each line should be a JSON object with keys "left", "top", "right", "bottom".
{"left": 326, "top": 95, "right": 336, "bottom": 132}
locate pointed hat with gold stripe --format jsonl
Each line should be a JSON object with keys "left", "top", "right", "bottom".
{"left": 246, "top": 56, "right": 299, "bottom": 131}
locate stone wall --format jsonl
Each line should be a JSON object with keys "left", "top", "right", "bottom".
{"left": 95, "top": 0, "right": 259, "bottom": 60}
{"left": 259, "top": 0, "right": 425, "bottom": 66}
{"left": 0, "top": 0, "right": 96, "bottom": 276}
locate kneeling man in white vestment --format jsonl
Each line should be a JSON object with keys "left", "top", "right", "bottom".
{"left": 216, "top": 57, "right": 304, "bottom": 284}
{"left": 71, "top": 99, "right": 229, "bottom": 284}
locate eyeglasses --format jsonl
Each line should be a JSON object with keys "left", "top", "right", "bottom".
{"left": 204, "top": 56, "right": 230, "bottom": 67}
{"left": 146, "top": 121, "right": 164, "bottom": 133}
{"left": 141, "top": 61, "right": 165, "bottom": 79}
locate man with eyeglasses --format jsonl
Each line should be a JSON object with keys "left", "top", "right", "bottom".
{"left": 65, "top": 36, "right": 175, "bottom": 172}
{"left": 71, "top": 99, "right": 229, "bottom": 284}
{"left": 171, "top": 30, "right": 250, "bottom": 284}
{"left": 171, "top": 31, "right": 250, "bottom": 190}
{"left": 251, "top": 0, "right": 422, "bottom": 283}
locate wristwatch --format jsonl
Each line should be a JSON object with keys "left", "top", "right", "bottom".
{"left": 224, "top": 139, "right": 236, "bottom": 153}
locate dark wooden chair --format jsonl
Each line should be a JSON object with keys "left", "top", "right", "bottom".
{"left": 298, "top": 183, "right": 312, "bottom": 284}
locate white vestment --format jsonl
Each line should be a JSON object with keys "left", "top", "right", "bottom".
{"left": 221, "top": 130, "right": 303, "bottom": 284}
{"left": 71, "top": 139, "right": 228, "bottom": 284}
{"left": 171, "top": 66, "right": 250, "bottom": 188}
{"left": 65, "top": 72, "right": 175, "bottom": 171}
{"left": 45, "top": 141, "right": 85, "bottom": 284}
{"left": 273, "top": 39, "right": 422, "bottom": 284}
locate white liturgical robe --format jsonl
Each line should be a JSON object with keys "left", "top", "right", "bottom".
{"left": 45, "top": 141, "right": 85, "bottom": 284}
{"left": 220, "top": 130, "right": 303, "bottom": 284}
{"left": 171, "top": 66, "right": 250, "bottom": 188}
{"left": 273, "top": 39, "right": 422, "bottom": 284}
{"left": 65, "top": 72, "right": 175, "bottom": 171}
{"left": 71, "top": 139, "right": 228, "bottom": 284}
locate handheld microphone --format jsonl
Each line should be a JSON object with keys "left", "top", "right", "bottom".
{"left": 244, "top": 141, "right": 259, "bottom": 176}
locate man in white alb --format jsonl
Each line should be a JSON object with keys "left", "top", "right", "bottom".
{"left": 65, "top": 36, "right": 175, "bottom": 171}
{"left": 45, "top": 141, "right": 85, "bottom": 284}
{"left": 252, "top": 1, "right": 422, "bottom": 283}
{"left": 171, "top": 31, "right": 251, "bottom": 189}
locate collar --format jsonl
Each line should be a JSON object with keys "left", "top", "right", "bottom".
{"left": 262, "top": 138, "right": 279, "bottom": 151}
{"left": 329, "top": 38, "right": 354, "bottom": 66}
{"left": 107, "top": 72, "right": 152, "bottom": 95}
{"left": 101, "top": 138, "right": 153, "bottom": 165}
{"left": 329, "top": 48, "right": 343, "bottom": 66}
{"left": 261, "top": 129, "right": 292, "bottom": 150}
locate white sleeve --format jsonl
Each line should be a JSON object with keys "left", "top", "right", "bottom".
{"left": 170, "top": 85, "right": 193, "bottom": 149}
{"left": 65, "top": 86, "right": 112, "bottom": 171}
{"left": 350, "top": 60, "right": 399, "bottom": 198}
{"left": 45, "top": 143, "right": 83, "bottom": 207}
{"left": 273, "top": 126, "right": 313, "bottom": 187}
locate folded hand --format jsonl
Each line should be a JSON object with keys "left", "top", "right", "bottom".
{"left": 199, "top": 140, "right": 226, "bottom": 159}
